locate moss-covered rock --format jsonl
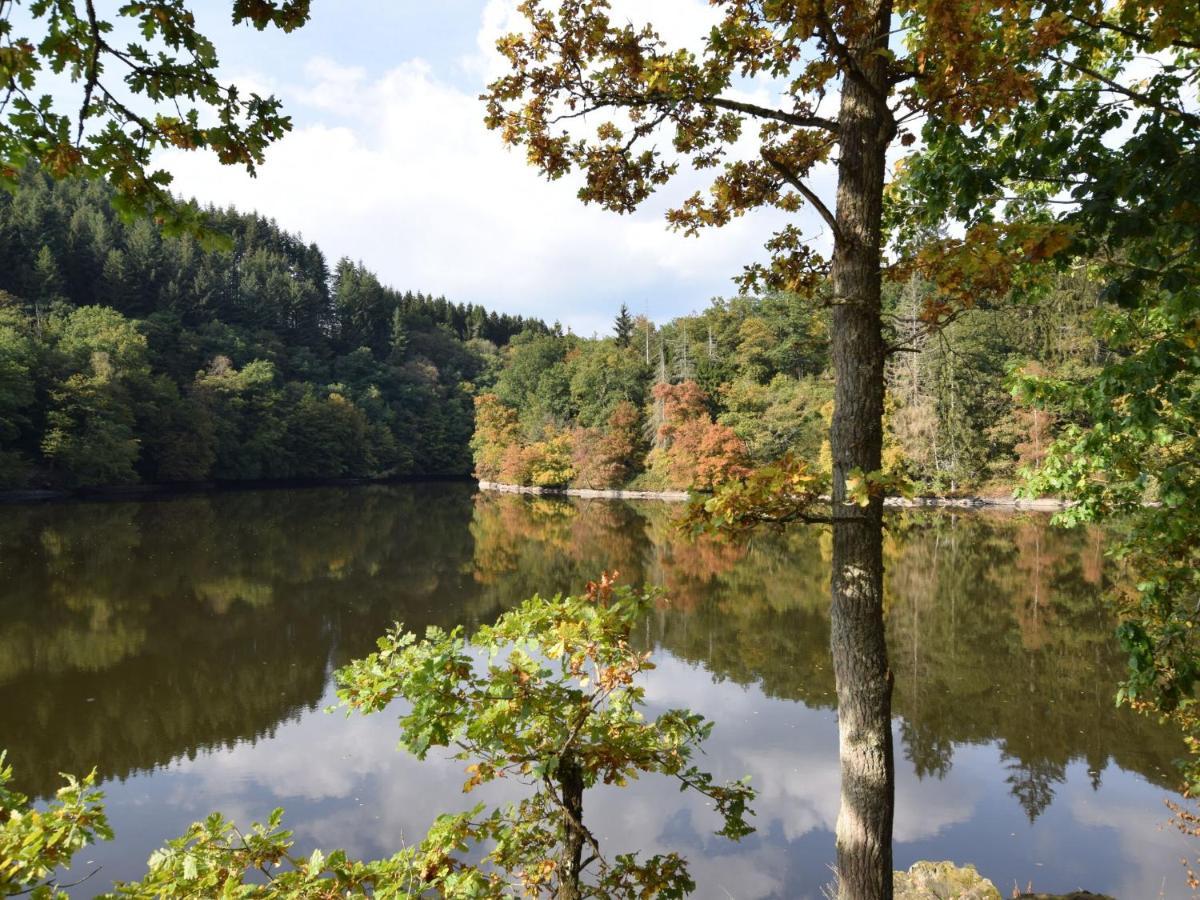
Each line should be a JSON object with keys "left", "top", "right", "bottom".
{"left": 893, "top": 861, "right": 1002, "bottom": 899}
{"left": 892, "top": 862, "right": 1116, "bottom": 900}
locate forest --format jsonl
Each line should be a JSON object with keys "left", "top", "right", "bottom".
{"left": 0, "top": 167, "right": 1104, "bottom": 500}
{"left": 471, "top": 276, "right": 1102, "bottom": 495}
{"left": 0, "top": 169, "right": 542, "bottom": 489}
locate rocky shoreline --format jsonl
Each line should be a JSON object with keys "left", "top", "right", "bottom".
{"left": 475, "top": 480, "right": 692, "bottom": 501}
{"left": 475, "top": 480, "right": 1070, "bottom": 510}
{"left": 883, "top": 495, "right": 1070, "bottom": 510}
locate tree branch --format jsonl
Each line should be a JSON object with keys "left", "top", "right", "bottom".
{"left": 761, "top": 149, "right": 842, "bottom": 242}
{"left": 706, "top": 96, "right": 838, "bottom": 133}
{"left": 1066, "top": 13, "right": 1200, "bottom": 51}
{"left": 1054, "top": 55, "right": 1200, "bottom": 128}
{"left": 549, "top": 93, "right": 838, "bottom": 133}
{"left": 813, "top": 0, "right": 893, "bottom": 116}
{"left": 78, "top": 0, "right": 102, "bottom": 144}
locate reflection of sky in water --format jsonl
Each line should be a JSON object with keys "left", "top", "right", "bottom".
{"left": 65, "top": 656, "right": 1195, "bottom": 899}
{"left": 1, "top": 485, "right": 1193, "bottom": 898}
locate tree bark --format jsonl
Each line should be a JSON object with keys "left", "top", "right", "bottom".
{"left": 828, "top": 2, "right": 896, "bottom": 898}
{"left": 557, "top": 753, "right": 586, "bottom": 900}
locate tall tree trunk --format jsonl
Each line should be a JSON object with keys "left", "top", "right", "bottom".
{"left": 828, "top": 2, "right": 896, "bottom": 898}
{"left": 557, "top": 753, "right": 585, "bottom": 900}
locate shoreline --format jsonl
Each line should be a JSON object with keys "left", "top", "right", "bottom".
{"left": 0, "top": 476, "right": 1072, "bottom": 511}
{"left": 475, "top": 480, "right": 1071, "bottom": 510}
{"left": 0, "top": 473, "right": 474, "bottom": 505}
{"left": 476, "top": 480, "right": 692, "bottom": 502}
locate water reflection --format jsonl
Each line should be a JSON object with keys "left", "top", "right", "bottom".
{"left": 0, "top": 485, "right": 1190, "bottom": 897}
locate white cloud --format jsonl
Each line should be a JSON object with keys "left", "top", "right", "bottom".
{"left": 1067, "top": 770, "right": 1196, "bottom": 899}
{"left": 159, "top": 3, "right": 827, "bottom": 333}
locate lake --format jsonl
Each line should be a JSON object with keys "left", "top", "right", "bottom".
{"left": 0, "top": 482, "right": 1191, "bottom": 898}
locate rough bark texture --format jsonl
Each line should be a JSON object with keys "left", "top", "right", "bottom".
{"left": 557, "top": 754, "right": 586, "bottom": 900}
{"left": 828, "top": 2, "right": 896, "bottom": 899}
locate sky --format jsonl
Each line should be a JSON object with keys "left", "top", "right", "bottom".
{"left": 150, "top": 0, "right": 832, "bottom": 336}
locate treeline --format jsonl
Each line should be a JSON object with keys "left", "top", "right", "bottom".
{"left": 471, "top": 276, "right": 1104, "bottom": 493}
{"left": 0, "top": 169, "right": 543, "bottom": 488}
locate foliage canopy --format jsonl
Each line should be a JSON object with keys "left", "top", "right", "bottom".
{"left": 1, "top": 0, "right": 309, "bottom": 237}
{"left": 335, "top": 572, "right": 755, "bottom": 897}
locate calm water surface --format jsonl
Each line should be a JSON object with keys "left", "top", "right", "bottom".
{"left": 0, "top": 483, "right": 1191, "bottom": 898}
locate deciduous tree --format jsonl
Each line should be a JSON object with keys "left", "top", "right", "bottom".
{"left": 482, "top": 2, "right": 1088, "bottom": 895}
{"left": 646, "top": 381, "right": 748, "bottom": 490}
{"left": 472, "top": 392, "right": 522, "bottom": 481}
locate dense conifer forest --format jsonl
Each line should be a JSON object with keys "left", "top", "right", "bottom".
{"left": 0, "top": 170, "right": 542, "bottom": 488}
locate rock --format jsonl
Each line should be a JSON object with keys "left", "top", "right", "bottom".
{"left": 476, "top": 480, "right": 690, "bottom": 502}
{"left": 894, "top": 861, "right": 1002, "bottom": 899}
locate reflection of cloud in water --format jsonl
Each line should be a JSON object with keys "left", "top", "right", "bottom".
{"left": 159, "top": 663, "right": 808, "bottom": 898}
{"left": 124, "top": 652, "right": 1188, "bottom": 899}
{"left": 1067, "top": 766, "right": 1195, "bottom": 900}
{"left": 166, "top": 689, "right": 519, "bottom": 855}
{"left": 736, "top": 746, "right": 839, "bottom": 842}
{"left": 894, "top": 756, "right": 981, "bottom": 844}
{"left": 171, "top": 702, "right": 403, "bottom": 802}
{"left": 642, "top": 655, "right": 764, "bottom": 719}
{"left": 645, "top": 657, "right": 978, "bottom": 845}
{"left": 573, "top": 781, "right": 792, "bottom": 899}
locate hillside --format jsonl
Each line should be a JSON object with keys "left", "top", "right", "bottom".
{"left": 0, "top": 170, "right": 543, "bottom": 489}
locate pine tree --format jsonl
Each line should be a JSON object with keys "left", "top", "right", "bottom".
{"left": 613, "top": 303, "right": 634, "bottom": 347}
{"left": 389, "top": 307, "right": 408, "bottom": 363}
{"left": 33, "top": 245, "right": 64, "bottom": 306}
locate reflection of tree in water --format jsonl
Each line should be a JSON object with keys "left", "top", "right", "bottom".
{"left": 555, "top": 496, "right": 1144, "bottom": 829}
{"left": 468, "top": 495, "right": 645, "bottom": 597}
{"left": 467, "top": 494, "right": 748, "bottom": 613}
{"left": 642, "top": 513, "right": 748, "bottom": 611}
{"left": 881, "top": 512, "right": 1177, "bottom": 818}
{"left": 1003, "top": 755, "right": 1067, "bottom": 822}
{"left": 0, "top": 484, "right": 484, "bottom": 798}
{"left": 470, "top": 498, "right": 1184, "bottom": 818}
{"left": 0, "top": 487, "right": 1186, "bottom": 823}
{"left": 899, "top": 719, "right": 954, "bottom": 781}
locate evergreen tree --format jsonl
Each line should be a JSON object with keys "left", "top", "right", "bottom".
{"left": 32, "top": 245, "right": 65, "bottom": 308}
{"left": 613, "top": 303, "right": 634, "bottom": 347}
